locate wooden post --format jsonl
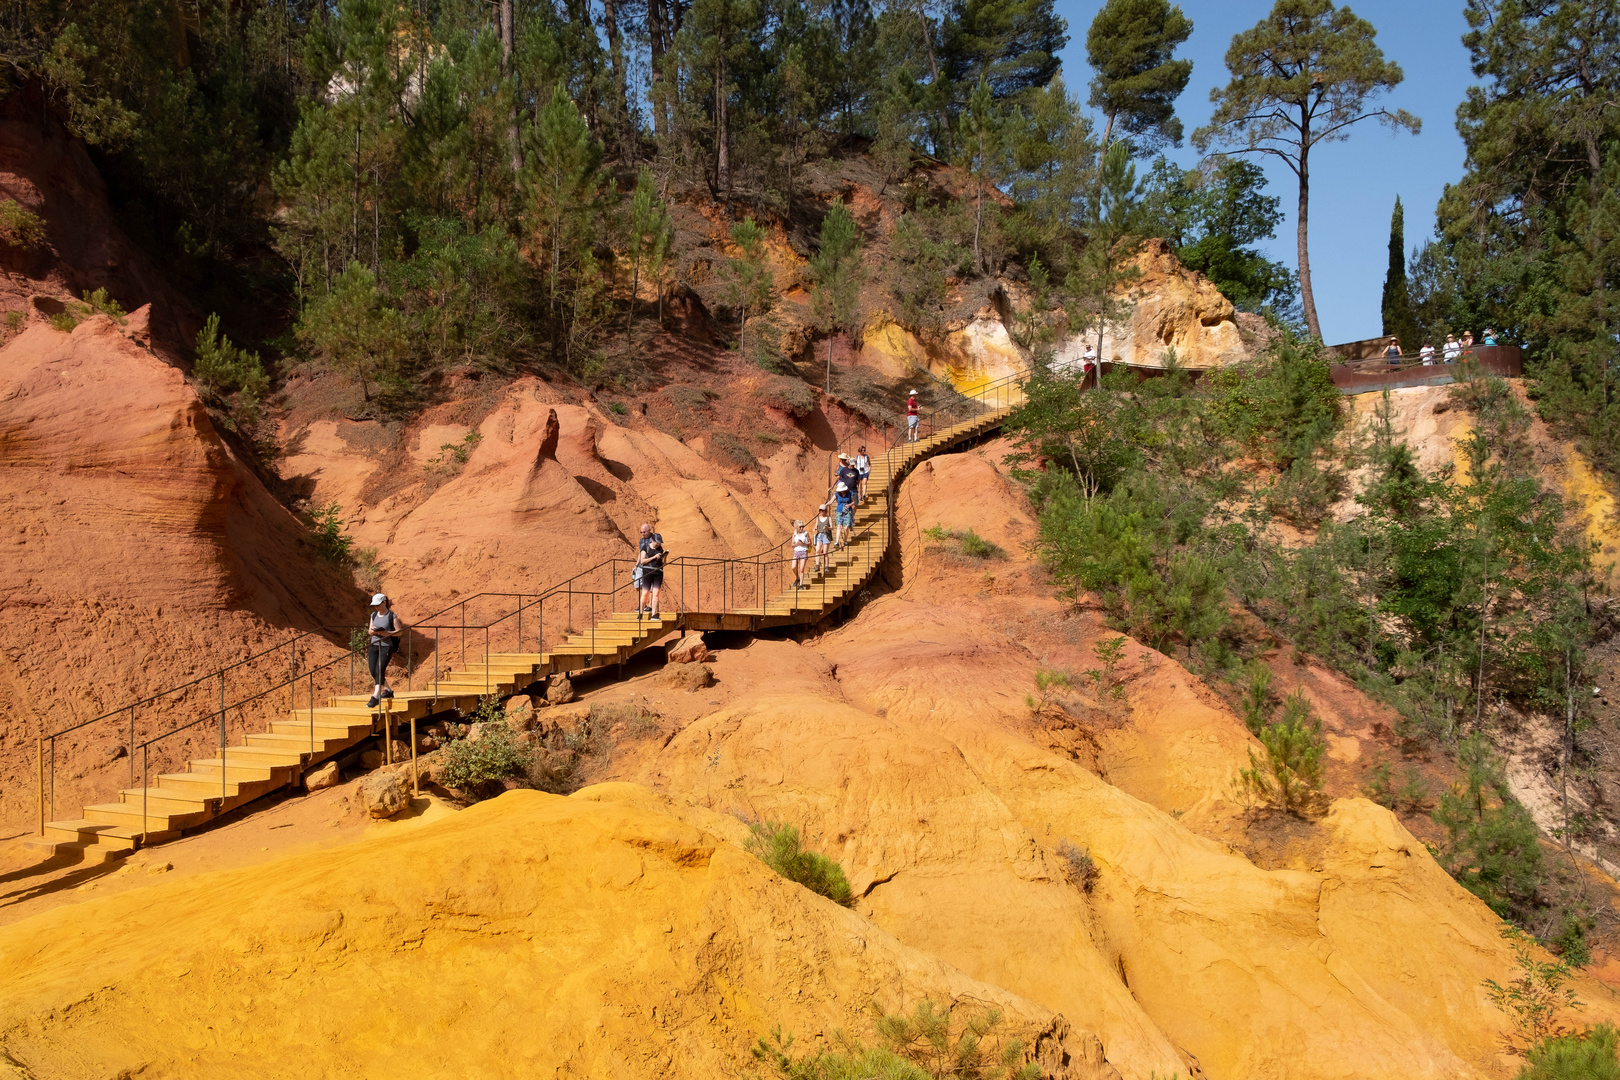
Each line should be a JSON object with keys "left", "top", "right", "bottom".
{"left": 37, "top": 737, "right": 45, "bottom": 836}
{"left": 411, "top": 716, "right": 420, "bottom": 796}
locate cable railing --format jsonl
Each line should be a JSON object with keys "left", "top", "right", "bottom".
{"left": 31, "top": 364, "right": 1028, "bottom": 840}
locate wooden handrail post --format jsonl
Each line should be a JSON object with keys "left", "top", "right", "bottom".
{"left": 36, "top": 737, "right": 44, "bottom": 836}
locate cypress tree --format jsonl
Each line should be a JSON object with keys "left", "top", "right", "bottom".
{"left": 1381, "top": 196, "right": 1417, "bottom": 348}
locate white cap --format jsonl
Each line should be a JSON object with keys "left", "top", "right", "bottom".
{"left": 370, "top": 593, "right": 388, "bottom": 606}
{"left": 837, "top": 452, "right": 848, "bottom": 460}
{"left": 819, "top": 503, "right": 828, "bottom": 510}
{"left": 835, "top": 482, "right": 848, "bottom": 492}
{"left": 908, "top": 389, "right": 918, "bottom": 395}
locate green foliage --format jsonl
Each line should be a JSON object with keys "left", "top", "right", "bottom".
{"left": 1433, "top": 734, "right": 1544, "bottom": 919}
{"left": 1550, "top": 913, "right": 1593, "bottom": 968}
{"left": 1363, "top": 760, "right": 1431, "bottom": 814}
{"left": 1084, "top": 635, "right": 1130, "bottom": 701}
{"left": 1084, "top": 0, "right": 1193, "bottom": 153}
{"left": 1517, "top": 1025, "right": 1620, "bottom": 1080}
{"left": 309, "top": 502, "right": 354, "bottom": 565}
{"left": 47, "top": 310, "right": 77, "bottom": 333}
{"left": 745, "top": 821, "right": 854, "bottom": 907}
{"left": 753, "top": 999, "right": 1041, "bottom": 1080}
{"left": 1486, "top": 925, "right": 1584, "bottom": 1057}
{"left": 4, "top": 311, "right": 23, "bottom": 331}
{"left": 1194, "top": 0, "right": 1420, "bottom": 337}
{"left": 754, "top": 376, "right": 818, "bottom": 417}
{"left": 725, "top": 217, "right": 776, "bottom": 361}
{"left": 440, "top": 703, "right": 533, "bottom": 791}
{"left": 194, "top": 313, "right": 270, "bottom": 420}
{"left": 1025, "top": 665, "right": 1071, "bottom": 713}
{"left": 940, "top": 0, "right": 1069, "bottom": 111}
{"left": 810, "top": 198, "right": 864, "bottom": 369}
{"left": 427, "top": 430, "right": 483, "bottom": 472}
{"left": 626, "top": 166, "right": 675, "bottom": 331}
{"left": 1237, "top": 688, "right": 1325, "bottom": 815}
{"left": 925, "top": 525, "right": 1007, "bottom": 560}
{"left": 0, "top": 200, "right": 45, "bottom": 251}
{"left": 296, "top": 263, "right": 409, "bottom": 408}
{"left": 588, "top": 701, "right": 662, "bottom": 740}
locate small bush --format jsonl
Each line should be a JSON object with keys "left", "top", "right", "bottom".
{"left": 710, "top": 430, "right": 758, "bottom": 470}
{"left": 1515, "top": 1024, "right": 1620, "bottom": 1080}
{"left": 47, "top": 310, "right": 76, "bottom": 332}
{"left": 745, "top": 821, "right": 854, "bottom": 906}
{"left": 1025, "top": 665, "right": 1071, "bottom": 713}
{"left": 608, "top": 401, "right": 628, "bottom": 415}
{"left": 428, "top": 429, "right": 482, "bottom": 471}
{"left": 1057, "top": 839, "right": 1099, "bottom": 892}
{"left": 588, "top": 700, "right": 661, "bottom": 739}
{"left": 1550, "top": 913, "right": 1593, "bottom": 968}
{"left": 194, "top": 313, "right": 270, "bottom": 420}
{"left": 1486, "top": 925, "right": 1583, "bottom": 1056}
{"left": 1433, "top": 734, "right": 1544, "bottom": 919}
{"left": 0, "top": 199, "right": 44, "bottom": 250}
{"left": 924, "top": 524, "right": 1007, "bottom": 560}
{"left": 4, "top": 310, "right": 22, "bottom": 331}
{"left": 80, "top": 288, "right": 127, "bottom": 322}
{"left": 755, "top": 375, "right": 818, "bottom": 417}
{"left": 309, "top": 502, "right": 354, "bottom": 564}
{"left": 353, "top": 546, "right": 381, "bottom": 588}
{"left": 439, "top": 707, "right": 533, "bottom": 790}
{"left": 349, "top": 627, "right": 369, "bottom": 655}
{"left": 1237, "top": 689, "right": 1325, "bottom": 815}
{"left": 753, "top": 999, "right": 1041, "bottom": 1080}
{"left": 1084, "top": 635, "right": 1130, "bottom": 702}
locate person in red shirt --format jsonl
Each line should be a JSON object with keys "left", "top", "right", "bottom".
{"left": 906, "top": 390, "right": 920, "bottom": 443}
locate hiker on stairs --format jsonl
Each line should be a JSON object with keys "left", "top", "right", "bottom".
{"left": 833, "top": 482, "right": 855, "bottom": 548}
{"left": 906, "top": 389, "right": 920, "bottom": 442}
{"left": 791, "top": 520, "right": 810, "bottom": 590}
{"left": 366, "top": 594, "right": 403, "bottom": 709}
{"left": 855, "top": 446, "right": 871, "bottom": 500}
{"left": 813, "top": 504, "right": 833, "bottom": 575}
{"left": 635, "top": 523, "right": 667, "bottom": 618}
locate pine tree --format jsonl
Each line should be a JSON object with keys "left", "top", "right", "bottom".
{"left": 1084, "top": 0, "right": 1194, "bottom": 156}
{"left": 810, "top": 198, "right": 864, "bottom": 392}
{"left": 941, "top": 0, "right": 1069, "bottom": 109}
{"left": 626, "top": 167, "right": 675, "bottom": 332}
{"left": 1381, "top": 196, "right": 1418, "bottom": 350}
{"left": 1194, "top": 0, "right": 1420, "bottom": 341}
{"left": 724, "top": 217, "right": 775, "bottom": 360}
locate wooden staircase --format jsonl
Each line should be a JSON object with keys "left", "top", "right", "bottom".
{"left": 34, "top": 399, "right": 1017, "bottom": 860}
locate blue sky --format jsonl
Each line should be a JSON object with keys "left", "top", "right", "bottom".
{"left": 1050, "top": 0, "right": 1477, "bottom": 344}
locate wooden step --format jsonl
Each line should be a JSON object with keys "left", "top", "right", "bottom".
{"left": 84, "top": 801, "right": 210, "bottom": 832}
{"left": 154, "top": 772, "right": 268, "bottom": 799}
{"left": 118, "top": 787, "right": 219, "bottom": 816}
{"left": 245, "top": 732, "right": 354, "bottom": 754}
{"left": 187, "top": 758, "right": 292, "bottom": 782}
{"left": 43, "top": 818, "right": 173, "bottom": 852}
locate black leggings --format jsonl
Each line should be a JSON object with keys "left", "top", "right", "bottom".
{"left": 367, "top": 642, "right": 396, "bottom": 684}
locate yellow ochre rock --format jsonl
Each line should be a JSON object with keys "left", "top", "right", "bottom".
{"left": 0, "top": 789, "right": 1095, "bottom": 1080}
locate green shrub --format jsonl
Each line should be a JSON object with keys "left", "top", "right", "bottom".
{"left": 0, "top": 200, "right": 44, "bottom": 251}
{"left": 1056, "top": 839, "right": 1099, "bottom": 892}
{"left": 1487, "top": 925, "right": 1583, "bottom": 1057}
{"left": 753, "top": 1000, "right": 1041, "bottom": 1080}
{"left": 755, "top": 375, "right": 818, "bottom": 417}
{"left": 1550, "top": 913, "right": 1593, "bottom": 968}
{"left": 1024, "top": 666, "right": 1071, "bottom": 713}
{"left": 1516, "top": 1024, "right": 1620, "bottom": 1080}
{"left": 439, "top": 698, "right": 533, "bottom": 790}
{"left": 745, "top": 821, "right": 853, "bottom": 907}
{"left": 309, "top": 502, "right": 354, "bottom": 564}
{"left": 427, "top": 430, "right": 482, "bottom": 471}
{"left": 924, "top": 525, "right": 1007, "bottom": 561}
{"left": 194, "top": 313, "right": 270, "bottom": 420}
{"left": 1433, "top": 734, "right": 1543, "bottom": 919}
{"left": 1237, "top": 689, "right": 1325, "bottom": 815}
{"left": 80, "top": 288, "right": 127, "bottom": 322}
{"left": 47, "top": 310, "right": 76, "bottom": 332}
{"left": 711, "top": 430, "right": 758, "bottom": 470}
{"left": 608, "top": 400, "right": 628, "bottom": 415}
{"left": 588, "top": 701, "right": 660, "bottom": 739}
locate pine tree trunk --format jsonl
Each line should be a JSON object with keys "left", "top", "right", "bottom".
{"left": 602, "top": 0, "right": 632, "bottom": 161}
{"left": 500, "top": 0, "right": 521, "bottom": 173}
{"left": 649, "top": 0, "right": 668, "bottom": 137}
{"left": 716, "top": 46, "right": 730, "bottom": 195}
{"left": 1297, "top": 143, "right": 1321, "bottom": 340}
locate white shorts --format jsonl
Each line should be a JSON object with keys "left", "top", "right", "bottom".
{"left": 907, "top": 415, "right": 919, "bottom": 428}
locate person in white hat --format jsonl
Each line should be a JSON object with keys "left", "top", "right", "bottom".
{"left": 365, "top": 593, "right": 404, "bottom": 709}
{"left": 906, "top": 389, "right": 920, "bottom": 442}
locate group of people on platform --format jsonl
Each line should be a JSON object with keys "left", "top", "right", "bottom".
{"left": 791, "top": 446, "right": 872, "bottom": 590}
{"left": 1382, "top": 328, "right": 1499, "bottom": 366}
